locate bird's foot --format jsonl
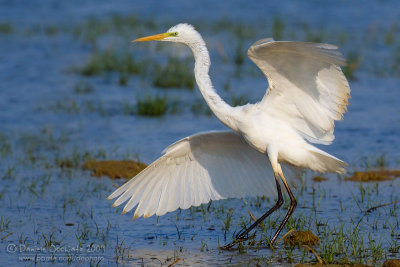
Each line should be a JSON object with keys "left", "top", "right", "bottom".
{"left": 220, "top": 239, "right": 241, "bottom": 250}
{"left": 221, "top": 235, "right": 277, "bottom": 250}
{"left": 219, "top": 233, "right": 250, "bottom": 250}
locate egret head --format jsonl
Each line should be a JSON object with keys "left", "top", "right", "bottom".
{"left": 133, "top": 23, "right": 202, "bottom": 46}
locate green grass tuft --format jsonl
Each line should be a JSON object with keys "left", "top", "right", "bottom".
{"left": 44, "top": 25, "right": 58, "bottom": 36}
{"left": 153, "top": 58, "right": 195, "bottom": 89}
{"left": 73, "top": 14, "right": 157, "bottom": 45}
{"left": 191, "top": 100, "right": 212, "bottom": 116}
{"left": 80, "top": 50, "right": 142, "bottom": 77}
{"left": 136, "top": 95, "right": 168, "bottom": 116}
{"left": 73, "top": 81, "right": 94, "bottom": 94}
{"left": 74, "top": 17, "right": 109, "bottom": 44}
{"left": 272, "top": 17, "right": 285, "bottom": 40}
{"left": 0, "top": 23, "right": 13, "bottom": 34}
{"left": 305, "top": 30, "right": 326, "bottom": 43}
{"left": 230, "top": 94, "right": 250, "bottom": 107}
{"left": 234, "top": 42, "right": 245, "bottom": 66}
{"left": 343, "top": 50, "right": 361, "bottom": 80}
{"left": 119, "top": 74, "right": 129, "bottom": 86}
{"left": 0, "top": 134, "right": 12, "bottom": 158}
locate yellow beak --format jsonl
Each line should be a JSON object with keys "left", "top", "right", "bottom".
{"left": 133, "top": 33, "right": 169, "bottom": 42}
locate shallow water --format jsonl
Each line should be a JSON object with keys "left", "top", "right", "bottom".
{"left": 1, "top": 0, "right": 400, "bottom": 266}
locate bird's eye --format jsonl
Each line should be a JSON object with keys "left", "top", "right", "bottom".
{"left": 169, "top": 32, "right": 178, "bottom": 37}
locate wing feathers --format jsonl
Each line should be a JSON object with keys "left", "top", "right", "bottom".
{"left": 108, "top": 131, "right": 299, "bottom": 219}
{"left": 134, "top": 169, "right": 162, "bottom": 217}
{"left": 156, "top": 165, "right": 175, "bottom": 216}
{"left": 248, "top": 39, "right": 350, "bottom": 145}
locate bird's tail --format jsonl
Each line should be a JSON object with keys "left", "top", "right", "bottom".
{"left": 307, "top": 146, "right": 347, "bottom": 174}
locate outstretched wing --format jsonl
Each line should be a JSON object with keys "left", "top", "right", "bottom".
{"left": 108, "top": 131, "right": 298, "bottom": 220}
{"left": 248, "top": 38, "right": 350, "bottom": 145}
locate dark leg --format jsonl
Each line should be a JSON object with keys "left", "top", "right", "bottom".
{"left": 269, "top": 169, "right": 297, "bottom": 245}
{"left": 221, "top": 173, "right": 283, "bottom": 250}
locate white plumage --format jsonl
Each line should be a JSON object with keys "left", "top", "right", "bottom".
{"left": 248, "top": 38, "right": 350, "bottom": 145}
{"left": 108, "top": 131, "right": 298, "bottom": 219}
{"left": 108, "top": 23, "right": 351, "bottom": 246}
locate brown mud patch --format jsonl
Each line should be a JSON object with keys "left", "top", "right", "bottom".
{"left": 295, "top": 264, "right": 372, "bottom": 267}
{"left": 383, "top": 259, "right": 400, "bottom": 267}
{"left": 283, "top": 230, "right": 319, "bottom": 246}
{"left": 312, "top": 176, "right": 328, "bottom": 182}
{"left": 83, "top": 160, "right": 147, "bottom": 179}
{"left": 345, "top": 170, "right": 400, "bottom": 182}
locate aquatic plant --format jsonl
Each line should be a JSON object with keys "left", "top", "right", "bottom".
{"left": 230, "top": 94, "right": 250, "bottom": 107}
{"left": 73, "top": 14, "right": 157, "bottom": 44}
{"left": 384, "top": 24, "right": 397, "bottom": 46}
{"left": 191, "top": 100, "right": 212, "bottom": 116}
{"left": 392, "top": 47, "right": 400, "bottom": 76}
{"left": 80, "top": 50, "right": 142, "bottom": 77}
{"left": 73, "top": 80, "right": 94, "bottom": 94}
{"left": 384, "top": 32, "right": 395, "bottom": 46}
{"left": 119, "top": 73, "right": 129, "bottom": 86}
{"left": 0, "top": 23, "right": 13, "bottom": 34}
{"left": 74, "top": 17, "right": 108, "bottom": 44}
{"left": 343, "top": 50, "right": 361, "bottom": 81}
{"left": 136, "top": 95, "right": 168, "bottom": 116}
{"left": 234, "top": 41, "right": 245, "bottom": 66}
{"left": 1, "top": 166, "right": 15, "bottom": 180}
{"left": 153, "top": 58, "right": 195, "bottom": 89}
{"left": 50, "top": 99, "right": 80, "bottom": 114}
{"left": 55, "top": 149, "right": 91, "bottom": 168}
{"left": 272, "top": 17, "right": 285, "bottom": 40}
{"left": 0, "top": 134, "right": 12, "bottom": 158}
{"left": 44, "top": 25, "right": 58, "bottom": 36}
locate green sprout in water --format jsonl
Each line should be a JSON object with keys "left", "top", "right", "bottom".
{"left": 73, "top": 81, "right": 94, "bottom": 94}
{"left": 272, "top": 17, "right": 285, "bottom": 40}
{"left": 136, "top": 95, "right": 168, "bottom": 116}
{"left": 234, "top": 41, "right": 246, "bottom": 68}
{"left": 0, "top": 23, "right": 13, "bottom": 34}
{"left": 153, "top": 58, "right": 195, "bottom": 89}
{"left": 191, "top": 99, "right": 212, "bottom": 116}
{"left": 230, "top": 94, "right": 250, "bottom": 107}
{"left": 80, "top": 50, "right": 142, "bottom": 78}
{"left": 343, "top": 50, "right": 361, "bottom": 81}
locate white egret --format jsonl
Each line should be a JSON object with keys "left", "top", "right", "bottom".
{"left": 108, "top": 23, "right": 350, "bottom": 249}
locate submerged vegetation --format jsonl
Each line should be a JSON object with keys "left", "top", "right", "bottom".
{"left": 0, "top": 22, "right": 13, "bottom": 34}
{"left": 78, "top": 50, "right": 194, "bottom": 89}
{"left": 73, "top": 14, "right": 158, "bottom": 45}
{"left": 272, "top": 17, "right": 286, "bottom": 41}
{"left": 230, "top": 94, "right": 250, "bottom": 107}
{"left": 153, "top": 58, "right": 195, "bottom": 89}
{"left": 136, "top": 95, "right": 168, "bottom": 116}
{"left": 36, "top": 95, "right": 179, "bottom": 117}
{"left": 73, "top": 80, "right": 95, "bottom": 94}
{"left": 343, "top": 50, "right": 361, "bottom": 81}
{"left": 191, "top": 99, "right": 212, "bottom": 116}
{"left": 79, "top": 50, "right": 143, "bottom": 77}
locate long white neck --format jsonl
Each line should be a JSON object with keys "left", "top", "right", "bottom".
{"left": 188, "top": 39, "right": 239, "bottom": 131}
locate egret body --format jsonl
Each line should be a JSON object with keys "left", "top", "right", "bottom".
{"left": 108, "top": 23, "right": 350, "bottom": 248}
